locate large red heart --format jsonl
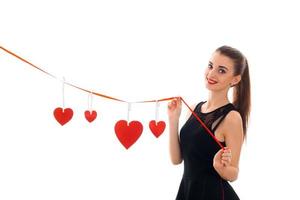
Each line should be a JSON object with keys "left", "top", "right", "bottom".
{"left": 84, "top": 110, "right": 97, "bottom": 123}
{"left": 114, "top": 120, "right": 143, "bottom": 149}
{"left": 53, "top": 107, "right": 73, "bottom": 126}
{"left": 149, "top": 120, "right": 166, "bottom": 138}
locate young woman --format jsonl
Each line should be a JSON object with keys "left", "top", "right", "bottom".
{"left": 167, "top": 45, "right": 250, "bottom": 200}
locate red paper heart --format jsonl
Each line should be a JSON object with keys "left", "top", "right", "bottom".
{"left": 84, "top": 110, "right": 97, "bottom": 123}
{"left": 53, "top": 107, "right": 73, "bottom": 126}
{"left": 149, "top": 120, "right": 166, "bottom": 138}
{"left": 114, "top": 120, "right": 143, "bottom": 149}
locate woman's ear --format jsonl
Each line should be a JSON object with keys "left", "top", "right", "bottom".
{"left": 231, "top": 75, "right": 242, "bottom": 86}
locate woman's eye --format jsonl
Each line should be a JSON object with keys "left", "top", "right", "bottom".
{"left": 208, "top": 64, "right": 213, "bottom": 69}
{"left": 219, "top": 69, "right": 226, "bottom": 74}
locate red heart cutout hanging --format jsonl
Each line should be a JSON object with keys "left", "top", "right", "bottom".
{"left": 84, "top": 110, "right": 97, "bottom": 123}
{"left": 53, "top": 107, "right": 73, "bottom": 126}
{"left": 114, "top": 120, "right": 143, "bottom": 149}
{"left": 149, "top": 120, "right": 166, "bottom": 138}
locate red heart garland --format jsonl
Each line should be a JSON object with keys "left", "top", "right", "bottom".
{"left": 114, "top": 120, "right": 143, "bottom": 149}
{"left": 84, "top": 110, "right": 97, "bottom": 123}
{"left": 53, "top": 107, "right": 73, "bottom": 126}
{"left": 149, "top": 120, "right": 166, "bottom": 138}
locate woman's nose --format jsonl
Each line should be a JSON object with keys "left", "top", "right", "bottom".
{"left": 207, "top": 69, "right": 217, "bottom": 78}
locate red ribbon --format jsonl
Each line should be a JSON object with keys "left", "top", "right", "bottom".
{"left": 0, "top": 45, "right": 224, "bottom": 149}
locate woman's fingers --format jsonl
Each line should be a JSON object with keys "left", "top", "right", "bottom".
{"left": 168, "top": 101, "right": 173, "bottom": 109}
{"left": 221, "top": 160, "right": 230, "bottom": 166}
{"left": 170, "top": 100, "right": 177, "bottom": 109}
{"left": 170, "top": 98, "right": 180, "bottom": 107}
{"left": 221, "top": 148, "right": 232, "bottom": 166}
{"left": 222, "top": 152, "right": 231, "bottom": 157}
{"left": 174, "top": 97, "right": 182, "bottom": 109}
{"left": 168, "top": 99, "right": 178, "bottom": 110}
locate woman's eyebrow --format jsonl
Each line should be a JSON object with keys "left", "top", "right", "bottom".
{"left": 209, "top": 61, "right": 229, "bottom": 71}
{"left": 219, "top": 65, "right": 229, "bottom": 71}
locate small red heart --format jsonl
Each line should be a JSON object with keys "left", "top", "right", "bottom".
{"left": 53, "top": 107, "right": 73, "bottom": 126}
{"left": 84, "top": 110, "right": 97, "bottom": 123}
{"left": 114, "top": 120, "right": 143, "bottom": 149}
{"left": 149, "top": 120, "right": 166, "bottom": 138}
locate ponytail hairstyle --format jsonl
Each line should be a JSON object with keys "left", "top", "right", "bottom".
{"left": 216, "top": 45, "right": 251, "bottom": 137}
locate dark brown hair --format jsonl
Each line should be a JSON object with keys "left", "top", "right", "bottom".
{"left": 216, "top": 45, "right": 251, "bottom": 137}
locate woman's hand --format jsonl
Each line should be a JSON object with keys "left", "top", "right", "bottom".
{"left": 213, "top": 147, "right": 232, "bottom": 168}
{"left": 167, "top": 97, "right": 182, "bottom": 121}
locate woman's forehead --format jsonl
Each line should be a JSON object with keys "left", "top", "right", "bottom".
{"left": 210, "top": 52, "right": 234, "bottom": 70}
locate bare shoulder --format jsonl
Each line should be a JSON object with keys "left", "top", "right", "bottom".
{"left": 223, "top": 110, "right": 243, "bottom": 138}
{"left": 225, "top": 110, "right": 242, "bottom": 125}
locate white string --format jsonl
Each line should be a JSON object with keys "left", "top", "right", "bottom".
{"left": 87, "top": 92, "right": 90, "bottom": 111}
{"left": 155, "top": 100, "right": 160, "bottom": 125}
{"left": 62, "top": 77, "right": 65, "bottom": 110}
{"left": 127, "top": 102, "right": 132, "bottom": 125}
{"left": 88, "top": 91, "right": 93, "bottom": 112}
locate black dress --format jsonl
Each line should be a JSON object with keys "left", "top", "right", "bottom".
{"left": 176, "top": 101, "right": 240, "bottom": 200}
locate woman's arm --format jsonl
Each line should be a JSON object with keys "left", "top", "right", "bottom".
{"left": 168, "top": 98, "right": 196, "bottom": 165}
{"left": 213, "top": 110, "right": 244, "bottom": 182}
{"left": 168, "top": 119, "right": 182, "bottom": 165}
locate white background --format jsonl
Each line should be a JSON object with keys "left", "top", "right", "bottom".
{"left": 1, "top": 0, "right": 299, "bottom": 199}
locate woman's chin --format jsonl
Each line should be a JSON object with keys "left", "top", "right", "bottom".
{"left": 205, "top": 83, "right": 215, "bottom": 90}
{"left": 205, "top": 84, "right": 221, "bottom": 92}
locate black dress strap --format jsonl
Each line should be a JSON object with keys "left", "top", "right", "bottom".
{"left": 195, "top": 101, "right": 205, "bottom": 111}
{"left": 211, "top": 104, "right": 236, "bottom": 132}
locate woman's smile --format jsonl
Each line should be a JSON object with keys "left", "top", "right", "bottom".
{"left": 206, "top": 77, "right": 218, "bottom": 84}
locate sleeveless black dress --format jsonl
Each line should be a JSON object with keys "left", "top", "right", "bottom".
{"left": 176, "top": 101, "right": 240, "bottom": 200}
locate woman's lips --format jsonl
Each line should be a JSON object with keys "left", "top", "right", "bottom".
{"left": 207, "top": 78, "right": 218, "bottom": 84}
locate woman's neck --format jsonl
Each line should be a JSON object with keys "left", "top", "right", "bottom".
{"left": 205, "top": 90, "right": 230, "bottom": 110}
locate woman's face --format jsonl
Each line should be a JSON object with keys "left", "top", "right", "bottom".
{"left": 204, "top": 52, "right": 241, "bottom": 92}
